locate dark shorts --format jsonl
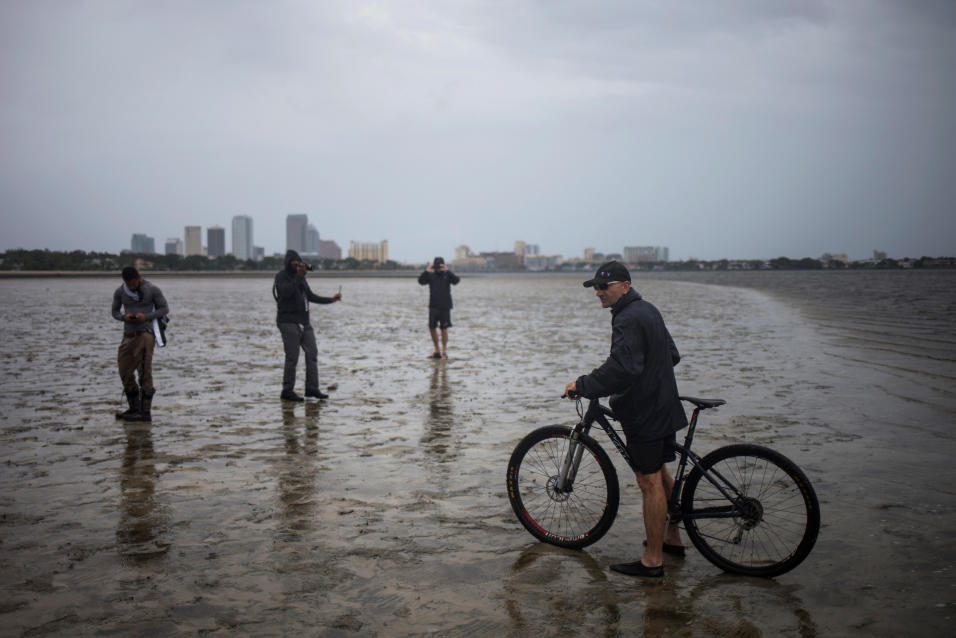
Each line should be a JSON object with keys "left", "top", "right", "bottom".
{"left": 626, "top": 431, "right": 677, "bottom": 474}
{"left": 428, "top": 307, "right": 452, "bottom": 329}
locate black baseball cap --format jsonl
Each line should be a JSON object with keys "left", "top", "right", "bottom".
{"left": 583, "top": 261, "right": 631, "bottom": 287}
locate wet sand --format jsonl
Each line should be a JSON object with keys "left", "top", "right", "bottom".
{"left": 0, "top": 273, "right": 953, "bottom": 636}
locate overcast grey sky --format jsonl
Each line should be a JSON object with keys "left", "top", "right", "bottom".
{"left": 1, "top": 1, "right": 954, "bottom": 262}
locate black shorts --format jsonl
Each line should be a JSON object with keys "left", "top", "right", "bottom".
{"left": 428, "top": 307, "right": 452, "bottom": 329}
{"left": 625, "top": 431, "right": 677, "bottom": 474}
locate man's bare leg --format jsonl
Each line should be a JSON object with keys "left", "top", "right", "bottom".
{"left": 636, "top": 470, "right": 668, "bottom": 568}
{"left": 440, "top": 328, "right": 449, "bottom": 359}
{"left": 661, "top": 465, "right": 684, "bottom": 547}
{"left": 429, "top": 327, "right": 441, "bottom": 357}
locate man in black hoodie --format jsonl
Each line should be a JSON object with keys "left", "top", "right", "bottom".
{"left": 274, "top": 250, "right": 341, "bottom": 401}
{"left": 418, "top": 256, "right": 460, "bottom": 359}
{"left": 564, "top": 261, "right": 687, "bottom": 579}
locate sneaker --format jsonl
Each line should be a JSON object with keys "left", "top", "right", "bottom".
{"left": 280, "top": 391, "right": 304, "bottom": 402}
{"left": 609, "top": 560, "right": 664, "bottom": 578}
{"left": 305, "top": 389, "right": 329, "bottom": 400}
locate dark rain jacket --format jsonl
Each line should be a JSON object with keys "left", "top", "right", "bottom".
{"left": 575, "top": 288, "right": 687, "bottom": 441}
{"left": 274, "top": 254, "right": 335, "bottom": 325}
{"left": 418, "top": 269, "right": 460, "bottom": 309}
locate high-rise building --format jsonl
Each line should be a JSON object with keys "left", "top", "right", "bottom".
{"left": 286, "top": 214, "right": 308, "bottom": 254}
{"left": 305, "top": 224, "right": 320, "bottom": 256}
{"left": 623, "top": 246, "right": 669, "bottom": 263}
{"left": 349, "top": 240, "right": 389, "bottom": 263}
{"left": 584, "top": 247, "right": 595, "bottom": 262}
{"left": 318, "top": 240, "right": 341, "bottom": 261}
{"left": 514, "top": 240, "right": 526, "bottom": 256}
{"left": 207, "top": 226, "right": 226, "bottom": 258}
{"left": 454, "top": 245, "right": 472, "bottom": 261}
{"left": 131, "top": 233, "right": 155, "bottom": 254}
{"left": 184, "top": 226, "right": 202, "bottom": 256}
{"left": 165, "top": 238, "right": 183, "bottom": 256}
{"left": 253, "top": 246, "right": 265, "bottom": 262}
{"left": 231, "top": 215, "right": 254, "bottom": 261}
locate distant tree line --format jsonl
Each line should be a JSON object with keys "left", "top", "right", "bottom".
{"left": 1, "top": 249, "right": 953, "bottom": 273}
{"left": 0, "top": 249, "right": 414, "bottom": 272}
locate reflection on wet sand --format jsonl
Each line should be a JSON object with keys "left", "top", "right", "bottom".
{"left": 118, "top": 422, "right": 170, "bottom": 563}
{"left": 276, "top": 402, "right": 321, "bottom": 543}
{"left": 420, "top": 361, "right": 458, "bottom": 465}
{"left": 503, "top": 544, "right": 819, "bottom": 637}
{"left": 0, "top": 273, "right": 952, "bottom": 636}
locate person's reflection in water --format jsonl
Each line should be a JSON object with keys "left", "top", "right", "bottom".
{"left": 503, "top": 545, "right": 620, "bottom": 633}
{"left": 276, "top": 402, "right": 320, "bottom": 542}
{"left": 502, "top": 542, "right": 818, "bottom": 637}
{"left": 117, "top": 421, "right": 170, "bottom": 562}
{"left": 420, "top": 362, "right": 460, "bottom": 468}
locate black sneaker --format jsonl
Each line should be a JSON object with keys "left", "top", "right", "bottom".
{"left": 281, "top": 391, "right": 304, "bottom": 402}
{"left": 305, "top": 389, "right": 329, "bottom": 400}
{"left": 610, "top": 560, "right": 664, "bottom": 578}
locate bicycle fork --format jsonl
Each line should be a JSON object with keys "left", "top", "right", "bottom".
{"left": 554, "top": 425, "right": 588, "bottom": 492}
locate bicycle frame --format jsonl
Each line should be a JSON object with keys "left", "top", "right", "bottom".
{"left": 559, "top": 399, "right": 750, "bottom": 524}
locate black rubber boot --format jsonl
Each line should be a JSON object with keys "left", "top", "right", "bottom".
{"left": 115, "top": 390, "right": 140, "bottom": 420}
{"left": 124, "top": 392, "right": 153, "bottom": 422}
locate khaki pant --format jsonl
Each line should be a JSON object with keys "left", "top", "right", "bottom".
{"left": 118, "top": 331, "right": 155, "bottom": 394}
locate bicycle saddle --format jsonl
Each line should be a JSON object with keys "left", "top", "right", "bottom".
{"left": 680, "top": 396, "right": 726, "bottom": 409}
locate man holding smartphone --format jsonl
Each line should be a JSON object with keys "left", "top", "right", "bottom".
{"left": 112, "top": 266, "right": 169, "bottom": 422}
{"left": 274, "top": 250, "right": 341, "bottom": 402}
{"left": 418, "top": 256, "right": 460, "bottom": 360}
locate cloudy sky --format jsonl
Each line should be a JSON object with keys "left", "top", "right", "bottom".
{"left": 1, "top": 1, "right": 953, "bottom": 262}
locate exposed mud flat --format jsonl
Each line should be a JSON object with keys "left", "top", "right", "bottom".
{"left": 0, "top": 272, "right": 953, "bottom": 636}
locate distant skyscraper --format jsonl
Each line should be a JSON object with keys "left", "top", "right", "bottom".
{"left": 231, "top": 215, "right": 254, "bottom": 261}
{"left": 207, "top": 226, "right": 226, "bottom": 258}
{"left": 131, "top": 233, "right": 155, "bottom": 254}
{"left": 286, "top": 214, "right": 308, "bottom": 254}
{"left": 165, "top": 238, "right": 183, "bottom": 256}
{"left": 514, "top": 240, "right": 526, "bottom": 256}
{"left": 253, "top": 246, "right": 265, "bottom": 261}
{"left": 305, "top": 224, "right": 320, "bottom": 256}
{"left": 584, "top": 247, "right": 595, "bottom": 262}
{"left": 184, "top": 226, "right": 202, "bottom": 256}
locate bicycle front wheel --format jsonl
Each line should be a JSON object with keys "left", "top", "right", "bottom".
{"left": 681, "top": 444, "right": 820, "bottom": 577}
{"left": 507, "top": 425, "right": 620, "bottom": 549}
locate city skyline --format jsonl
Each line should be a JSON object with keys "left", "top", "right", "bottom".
{"left": 3, "top": 4, "right": 953, "bottom": 263}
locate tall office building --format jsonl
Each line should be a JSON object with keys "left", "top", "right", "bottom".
{"left": 130, "top": 233, "right": 155, "bottom": 254}
{"left": 286, "top": 214, "right": 308, "bottom": 254}
{"left": 231, "top": 215, "right": 254, "bottom": 261}
{"left": 305, "top": 224, "right": 320, "bottom": 256}
{"left": 207, "top": 226, "right": 226, "bottom": 257}
{"left": 184, "top": 226, "right": 202, "bottom": 256}
{"left": 165, "top": 238, "right": 183, "bottom": 256}
{"left": 349, "top": 240, "right": 389, "bottom": 263}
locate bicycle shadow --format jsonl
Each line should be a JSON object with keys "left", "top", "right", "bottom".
{"left": 501, "top": 543, "right": 818, "bottom": 637}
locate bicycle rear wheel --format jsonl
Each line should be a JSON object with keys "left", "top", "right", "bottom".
{"left": 681, "top": 444, "right": 819, "bottom": 577}
{"left": 507, "top": 425, "right": 619, "bottom": 549}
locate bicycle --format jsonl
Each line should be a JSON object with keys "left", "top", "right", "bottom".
{"left": 506, "top": 395, "right": 820, "bottom": 577}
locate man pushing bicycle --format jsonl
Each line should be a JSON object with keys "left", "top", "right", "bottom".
{"left": 564, "top": 261, "right": 688, "bottom": 578}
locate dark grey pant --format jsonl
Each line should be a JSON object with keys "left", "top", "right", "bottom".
{"left": 277, "top": 322, "right": 319, "bottom": 393}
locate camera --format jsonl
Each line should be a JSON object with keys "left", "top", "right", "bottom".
{"left": 301, "top": 262, "right": 315, "bottom": 271}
